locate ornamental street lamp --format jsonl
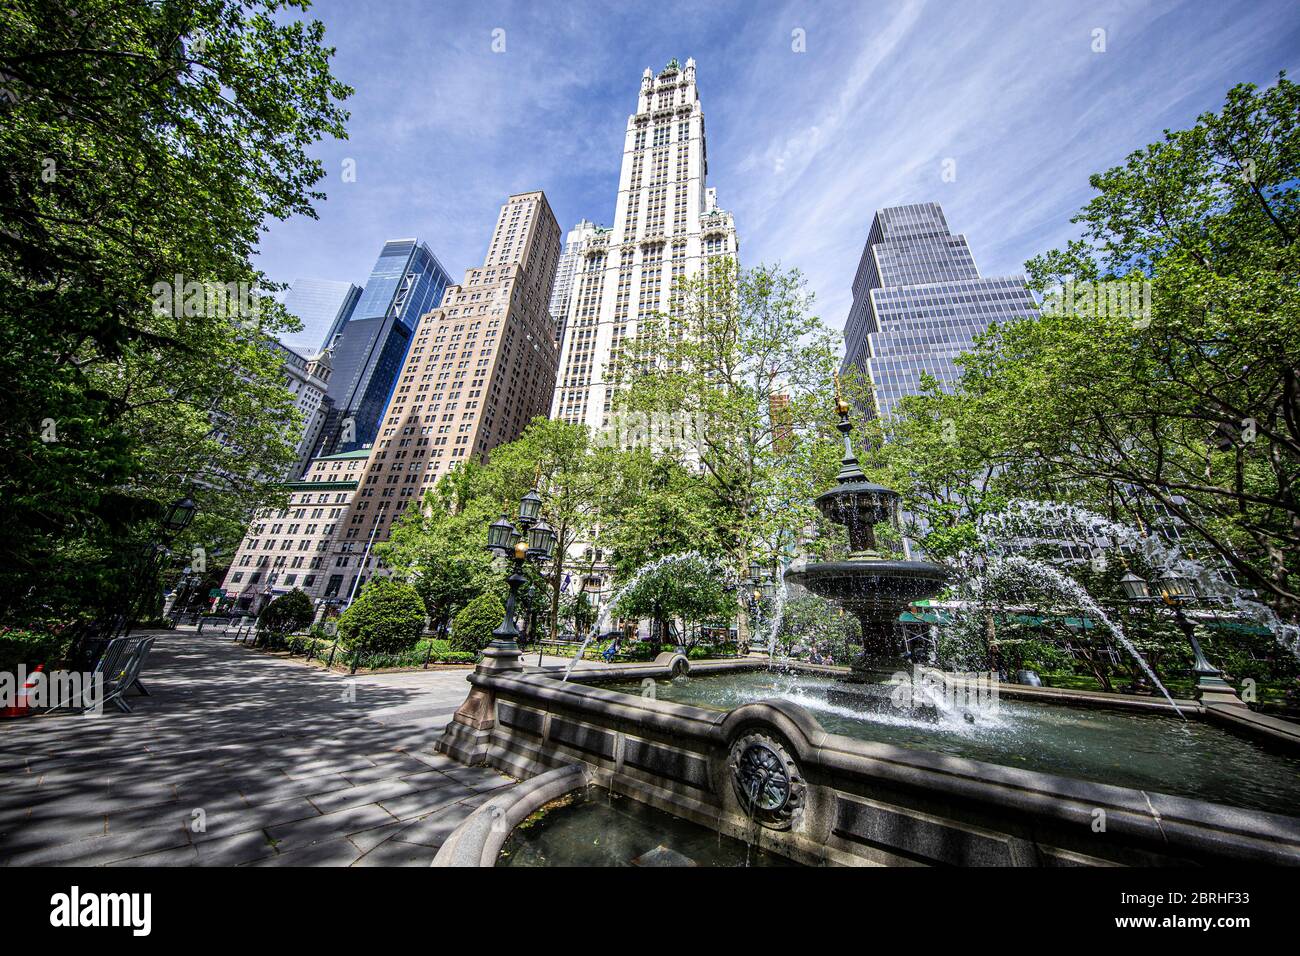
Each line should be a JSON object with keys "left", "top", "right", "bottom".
{"left": 1156, "top": 569, "right": 1195, "bottom": 602}
{"left": 1117, "top": 565, "right": 1239, "bottom": 701}
{"left": 170, "top": 566, "right": 194, "bottom": 622}
{"left": 162, "top": 496, "right": 197, "bottom": 535}
{"left": 485, "top": 484, "right": 556, "bottom": 663}
{"left": 743, "top": 562, "right": 774, "bottom": 654}
{"left": 1119, "top": 570, "right": 1150, "bottom": 601}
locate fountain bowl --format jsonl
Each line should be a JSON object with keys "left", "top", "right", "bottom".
{"left": 786, "top": 558, "right": 947, "bottom": 660}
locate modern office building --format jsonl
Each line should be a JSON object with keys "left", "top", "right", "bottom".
{"left": 280, "top": 278, "right": 361, "bottom": 357}
{"left": 840, "top": 202, "right": 1038, "bottom": 421}
{"left": 551, "top": 58, "right": 739, "bottom": 429}
{"left": 318, "top": 192, "right": 563, "bottom": 604}
{"left": 550, "top": 219, "right": 601, "bottom": 352}
{"left": 314, "top": 239, "right": 453, "bottom": 456}
{"left": 217, "top": 448, "right": 368, "bottom": 613}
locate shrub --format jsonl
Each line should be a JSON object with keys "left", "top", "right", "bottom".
{"left": 451, "top": 593, "right": 504, "bottom": 653}
{"left": 337, "top": 580, "right": 426, "bottom": 657}
{"left": 0, "top": 627, "right": 71, "bottom": 673}
{"left": 258, "top": 589, "right": 315, "bottom": 644}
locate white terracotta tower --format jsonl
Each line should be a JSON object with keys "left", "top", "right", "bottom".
{"left": 551, "top": 58, "right": 739, "bottom": 429}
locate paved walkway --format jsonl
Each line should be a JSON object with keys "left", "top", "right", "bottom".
{"left": 0, "top": 629, "right": 547, "bottom": 867}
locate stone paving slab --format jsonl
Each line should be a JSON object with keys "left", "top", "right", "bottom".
{"left": 0, "top": 628, "right": 519, "bottom": 866}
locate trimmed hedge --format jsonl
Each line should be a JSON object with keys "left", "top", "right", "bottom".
{"left": 451, "top": 593, "right": 504, "bottom": 653}
{"left": 337, "top": 580, "right": 426, "bottom": 656}
{"left": 280, "top": 634, "right": 475, "bottom": 669}
{"left": 258, "top": 589, "right": 315, "bottom": 644}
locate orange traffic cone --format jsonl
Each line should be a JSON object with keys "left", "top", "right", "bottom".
{"left": 2, "top": 664, "right": 43, "bottom": 718}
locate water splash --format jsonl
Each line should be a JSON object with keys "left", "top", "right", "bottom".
{"left": 762, "top": 565, "right": 788, "bottom": 662}
{"left": 978, "top": 500, "right": 1299, "bottom": 661}
{"left": 595, "top": 551, "right": 743, "bottom": 643}
{"left": 959, "top": 554, "right": 1184, "bottom": 718}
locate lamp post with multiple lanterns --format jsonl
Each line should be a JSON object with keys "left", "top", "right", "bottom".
{"left": 1118, "top": 565, "right": 1242, "bottom": 702}
{"left": 742, "top": 559, "right": 778, "bottom": 654}
{"left": 484, "top": 482, "right": 556, "bottom": 667}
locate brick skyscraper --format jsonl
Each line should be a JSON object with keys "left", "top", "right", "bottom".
{"left": 320, "top": 191, "right": 563, "bottom": 604}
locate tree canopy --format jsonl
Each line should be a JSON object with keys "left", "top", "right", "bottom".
{"left": 0, "top": 0, "right": 352, "bottom": 628}
{"left": 879, "top": 75, "right": 1300, "bottom": 621}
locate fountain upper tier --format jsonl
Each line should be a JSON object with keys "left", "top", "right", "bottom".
{"left": 784, "top": 392, "right": 946, "bottom": 661}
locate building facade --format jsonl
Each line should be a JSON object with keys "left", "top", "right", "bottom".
{"left": 551, "top": 58, "right": 739, "bottom": 430}
{"left": 218, "top": 448, "right": 368, "bottom": 613}
{"left": 314, "top": 239, "right": 453, "bottom": 456}
{"left": 281, "top": 278, "right": 361, "bottom": 357}
{"left": 549, "top": 219, "right": 601, "bottom": 352}
{"left": 319, "top": 191, "right": 563, "bottom": 604}
{"left": 840, "top": 202, "right": 1038, "bottom": 421}
{"left": 275, "top": 341, "right": 335, "bottom": 478}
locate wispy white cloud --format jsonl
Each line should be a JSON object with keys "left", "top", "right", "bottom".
{"left": 255, "top": 0, "right": 1300, "bottom": 345}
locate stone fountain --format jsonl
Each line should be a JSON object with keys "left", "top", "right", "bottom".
{"left": 785, "top": 392, "right": 947, "bottom": 667}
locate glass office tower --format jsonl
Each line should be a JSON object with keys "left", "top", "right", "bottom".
{"left": 281, "top": 278, "right": 361, "bottom": 356}
{"left": 840, "top": 203, "right": 1038, "bottom": 421}
{"left": 315, "top": 239, "right": 452, "bottom": 454}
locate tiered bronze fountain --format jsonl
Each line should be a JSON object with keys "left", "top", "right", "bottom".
{"left": 785, "top": 385, "right": 947, "bottom": 669}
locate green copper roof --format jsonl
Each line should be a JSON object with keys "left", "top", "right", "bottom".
{"left": 665, "top": 58, "right": 680, "bottom": 72}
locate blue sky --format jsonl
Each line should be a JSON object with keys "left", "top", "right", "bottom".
{"left": 256, "top": 0, "right": 1300, "bottom": 339}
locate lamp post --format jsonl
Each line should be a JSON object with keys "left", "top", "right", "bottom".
{"left": 1118, "top": 566, "right": 1242, "bottom": 703}
{"left": 142, "top": 495, "right": 197, "bottom": 625}
{"left": 743, "top": 560, "right": 775, "bottom": 654}
{"left": 484, "top": 484, "right": 556, "bottom": 670}
{"left": 170, "top": 566, "right": 194, "bottom": 623}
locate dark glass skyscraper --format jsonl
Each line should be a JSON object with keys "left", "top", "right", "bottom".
{"left": 841, "top": 203, "right": 1038, "bottom": 421}
{"left": 281, "top": 278, "right": 361, "bottom": 357}
{"left": 315, "top": 239, "right": 452, "bottom": 454}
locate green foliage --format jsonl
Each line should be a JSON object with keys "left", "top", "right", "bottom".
{"left": 337, "top": 581, "right": 426, "bottom": 656}
{"left": 615, "top": 259, "right": 844, "bottom": 569}
{"left": 561, "top": 591, "right": 598, "bottom": 638}
{"left": 612, "top": 555, "right": 734, "bottom": 651}
{"left": 280, "top": 633, "right": 476, "bottom": 668}
{"left": 599, "top": 450, "right": 729, "bottom": 578}
{"left": 257, "top": 589, "right": 314, "bottom": 640}
{"left": 381, "top": 417, "right": 618, "bottom": 643}
{"left": 451, "top": 593, "right": 505, "bottom": 653}
{"left": 0, "top": 0, "right": 351, "bottom": 629}
{"left": 886, "top": 75, "right": 1300, "bottom": 620}
{"left": 0, "top": 626, "right": 72, "bottom": 673}
{"left": 776, "top": 594, "right": 861, "bottom": 658}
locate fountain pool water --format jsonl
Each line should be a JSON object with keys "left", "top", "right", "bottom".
{"left": 606, "top": 670, "right": 1300, "bottom": 815}
{"left": 497, "top": 786, "right": 800, "bottom": 867}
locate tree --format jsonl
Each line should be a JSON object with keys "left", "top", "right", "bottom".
{"left": 257, "top": 588, "right": 314, "bottom": 645}
{"left": 891, "top": 75, "right": 1300, "bottom": 621}
{"left": 561, "top": 590, "right": 597, "bottom": 639}
{"left": 776, "top": 594, "right": 861, "bottom": 661}
{"left": 380, "top": 477, "right": 500, "bottom": 639}
{"left": 451, "top": 592, "right": 505, "bottom": 653}
{"left": 337, "top": 580, "right": 426, "bottom": 658}
{"left": 599, "top": 449, "right": 728, "bottom": 578}
{"left": 612, "top": 554, "right": 733, "bottom": 653}
{"left": 616, "top": 259, "right": 843, "bottom": 572}
{"left": 380, "top": 418, "right": 619, "bottom": 647}
{"left": 0, "top": 0, "right": 351, "bottom": 629}
{"left": 473, "top": 418, "right": 616, "bottom": 651}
